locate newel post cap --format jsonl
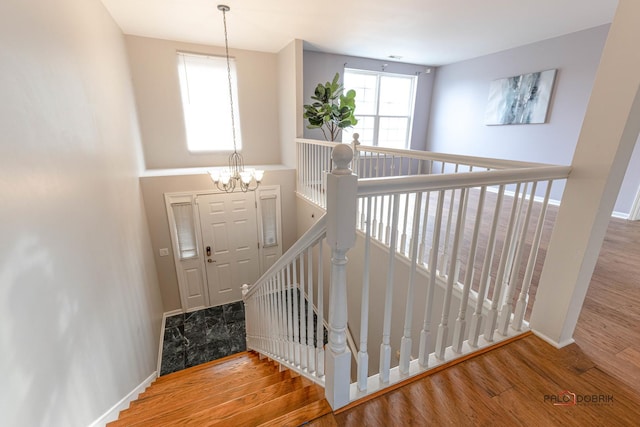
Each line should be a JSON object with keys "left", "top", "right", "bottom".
{"left": 332, "top": 144, "right": 353, "bottom": 175}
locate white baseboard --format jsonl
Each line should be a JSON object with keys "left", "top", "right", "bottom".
{"left": 157, "top": 309, "right": 184, "bottom": 375}
{"left": 531, "top": 329, "right": 575, "bottom": 349}
{"left": 611, "top": 210, "right": 629, "bottom": 220}
{"left": 485, "top": 186, "right": 634, "bottom": 219}
{"left": 89, "top": 371, "right": 156, "bottom": 427}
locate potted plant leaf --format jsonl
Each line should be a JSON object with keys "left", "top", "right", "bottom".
{"left": 303, "top": 72, "right": 357, "bottom": 141}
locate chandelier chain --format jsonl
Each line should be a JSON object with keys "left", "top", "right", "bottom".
{"left": 221, "top": 6, "right": 238, "bottom": 153}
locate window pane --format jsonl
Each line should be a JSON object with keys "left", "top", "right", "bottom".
{"left": 171, "top": 203, "right": 197, "bottom": 259}
{"left": 177, "top": 52, "right": 242, "bottom": 152}
{"left": 344, "top": 70, "right": 378, "bottom": 115}
{"left": 342, "top": 116, "right": 375, "bottom": 146}
{"left": 379, "top": 75, "right": 414, "bottom": 116}
{"left": 378, "top": 117, "right": 409, "bottom": 149}
{"left": 260, "top": 196, "right": 278, "bottom": 247}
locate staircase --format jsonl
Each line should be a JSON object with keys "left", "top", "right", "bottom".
{"left": 108, "top": 352, "right": 332, "bottom": 426}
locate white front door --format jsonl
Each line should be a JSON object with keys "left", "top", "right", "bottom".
{"left": 197, "top": 192, "right": 260, "bottom": 305}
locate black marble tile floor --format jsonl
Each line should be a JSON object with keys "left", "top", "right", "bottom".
{"left": 159, "top": 301, "right": 246, "bottom": 376}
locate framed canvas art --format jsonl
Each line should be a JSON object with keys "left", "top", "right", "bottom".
{"left": 485, "top": 69, "right": 557, "bottom": 125}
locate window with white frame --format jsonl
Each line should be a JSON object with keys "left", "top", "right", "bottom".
{"left": 176, "top": 51, "right": 242, "bottom": 152}
{"left": 342, "top": 68, "right": 417, "bottom": 149}
{"left": 171, "top": 202, "right": 198, "bottom": 259}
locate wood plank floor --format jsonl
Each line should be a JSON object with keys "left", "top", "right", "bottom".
{"left": 311, "top": 217, "right": 640, "bottom": 426}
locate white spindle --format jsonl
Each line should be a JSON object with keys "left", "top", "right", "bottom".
{"left": 400, "top": 192, "right": 423, "bottom": 374}
{"left": 306, "top": 246, "right": 315, "bottom": 373}
{"left": 385, "top": 195, "right": 392, "bottom": 245}
{"left": 358, "top": 196, "right": 372, "bottom": 391}
{"left": 418, "top": 191, "right": 431, "bottom": 265}
{"left": 380, "top": 194, "right": 400, "bottom": 383}
{"left": 469, "top": 186, "right": 504, "bottom": 347}
{"left": 401, "top": 193, "right": 410, "bottom": 254}
{"left": 452, "top": 187, "right": 486, "bottom": 353}
{"left": 485, "top": 183, "right": 521, "bottom": 342}
{"left": 316, "top": 237, "right": 325, "bottom": 378}
{"left": 513, "top": 181, "right": 553, "bottom": 331}
{"left": 498, "top": 182, "right": 538, "bottom": 335}
{"left": 291, "top": 261, "right": 299, "bottom": 366}
{"left": 419, "top": 190, "right": 445, "bottom": 367}
{"left": 435, "top": 188, "right": 467, "bottom": 360}
{"left": 299, "top": 253, "right": 308, "bottom": 370}
{"left": 440, "top": 184, "right": 457, "bottom": 276}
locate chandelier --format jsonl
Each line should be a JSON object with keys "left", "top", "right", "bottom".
{"left": 208, "top": 4, "right": 263, "bottom": 193}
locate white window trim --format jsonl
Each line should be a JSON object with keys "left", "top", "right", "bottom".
{"left": 176, "top": 51, "right": 242, "bottom": 153}
{"left": 343, "top": 68, "right": 417, "bottom": 149}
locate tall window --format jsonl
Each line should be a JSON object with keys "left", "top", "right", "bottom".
{"left": 177, "top": 52, "right": 242, "bottom": 152}
{"left": 171, "top": 202, "right": 197, "bottom": 259}
{"left": 342, "top": 68, "right": 417, "bottom": 149}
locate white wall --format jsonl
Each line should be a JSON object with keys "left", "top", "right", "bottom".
{"left": 278, "top": 40, "right": 304, "bottom": 168}
{"left": 427, "top": 25, "right": 640, "bottom": 215}
{"left": 126, "top": 36, "right": 282, "bottom": 170}
{"left": 0, "top": 0, "right": 164, "bottom": 426}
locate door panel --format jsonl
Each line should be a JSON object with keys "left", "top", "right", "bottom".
{"left": 198, "top": 192, "right": 260, "bottom": 305}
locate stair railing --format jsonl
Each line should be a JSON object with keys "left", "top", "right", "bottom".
{"left": 243, "top": 211, "right": 328, "bottom": 386}
{"left": 251, "top": 141, "right": 570, "bottom": 410}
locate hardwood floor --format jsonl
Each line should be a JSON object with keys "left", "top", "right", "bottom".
{"left": 109, "top": 352, "right": 331, "bottom": 426}
{"left": 311, "top": 217, "right": 640, "bottom": 426}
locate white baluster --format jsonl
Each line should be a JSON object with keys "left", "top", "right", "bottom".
{"left": 513, "top": 181, "right": 553, "bottom": 331}
{"left": 385, "top": 195, "right": 392, "bottom": 245}
{"left": 418, "top": 191, "right": 431, "bottom": 265}
{"left": 400, "top": 192, "right": 423, "bottom": 374}
{"left": 316, "top": 237, "right": 325, "bottom": 378}
{"left": 307, "top": 246, "right": 315, "bottom": 374}
{"left": 435, "top": 188, "right": 467, "bottom": 360}
{"left": 299, "top": 253, "right": 308, "bottom": 370}
{"left": 498, "top": 182, "right": 537, "bottom": 335}
{"left": 469, "top": 186, "right": 504, "bottom": 347}
{"left": 419, "top": 191, "right": 445, "bottom": 367}
{"left": 380, "top": 194, "right": 400, "bottom": 383}
{"left": 291, "top": 261, "right": 299, "bottom": 366}
{"left": 453, "top": 188, "right": 486, "bottom": 353}
{"left": 401, "top": 193, "right": 410, "bottom": 255}
{"left": 358, "top": 196, "right": 372, "bottom": 391}
{"left": 325, "top": 144, "right": 357, "bottom": 409}
{"left": 485, "top": 183, "right": 522, "bottom": 342}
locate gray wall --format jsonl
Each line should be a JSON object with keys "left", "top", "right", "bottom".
{"left": 0, "top": 0, "right": 164, "bottom": 426}
{"left": 303, "top": 51, "right": 435, "bottom": 151}
{"left": 426, "top": 25, "right": 640, "bottom": 215}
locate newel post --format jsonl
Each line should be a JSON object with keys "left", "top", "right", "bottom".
{"left": 325, "top": 144, "right": 357, "bottom": 409}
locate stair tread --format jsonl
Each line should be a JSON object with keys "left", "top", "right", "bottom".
{"left": 110, "top": 351, "right": 330, "bottom": 427}
{"left": 205, "top": 384, "right": 326, "bottom": 426}
{"left": 120, "top": 371, "right": 292, "bottom": 425}
{"left": 257, "top": 397, "right": 333, "bottom": 427}
{"left": 155, "top": 351, "right": 256, "bottom": 383}
{"left": 131, "top": 376, "right": 306, "bottom": 427}
{"left": 136, "top": 360, "right": 278, "bottom": 400}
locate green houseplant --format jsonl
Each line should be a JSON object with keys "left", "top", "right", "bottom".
{"left": 303, "top": 72, "right": 357, "bottom": 141}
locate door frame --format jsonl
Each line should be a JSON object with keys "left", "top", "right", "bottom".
{"left": 165, "top": 186, "right": 282, "bottom": 311}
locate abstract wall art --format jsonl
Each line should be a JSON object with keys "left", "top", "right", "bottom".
{"left": 485, "top": 69, "right": 557, "bottom": 125}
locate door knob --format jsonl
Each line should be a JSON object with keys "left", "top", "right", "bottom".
{"left": 207, "top": 259, "right": 216, "bottom": 263}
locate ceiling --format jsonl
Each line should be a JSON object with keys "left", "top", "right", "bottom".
{"left": 100, "top": 0, "right": 618, "bottom": 66}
